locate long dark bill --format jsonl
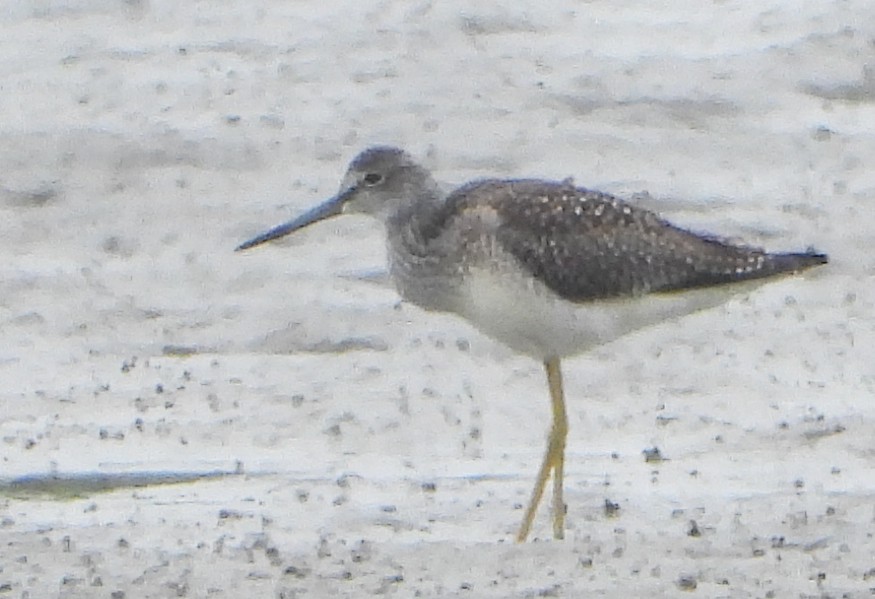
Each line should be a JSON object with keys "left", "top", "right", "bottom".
{"left": 235, "top": 185, "right": 357, "bottom": 252}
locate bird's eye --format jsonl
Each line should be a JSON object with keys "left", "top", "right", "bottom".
{"left": 363, "top": 173, "right": 383, "bottom": 186}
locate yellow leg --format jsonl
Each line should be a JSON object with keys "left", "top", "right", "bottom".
{"left": 516, "top": 357, "right": 569, "bottom": 542}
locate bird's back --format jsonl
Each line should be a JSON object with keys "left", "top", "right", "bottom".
{"left": 433, "top": 178, "right": 827, "bottom": 304}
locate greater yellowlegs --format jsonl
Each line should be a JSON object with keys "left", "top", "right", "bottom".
{"left": 237, "top": 146, "right": 827, "bottom": 541}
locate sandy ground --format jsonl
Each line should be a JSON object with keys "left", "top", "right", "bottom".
{"left": 1, "top": 1, "right": 873, "bottom": 597}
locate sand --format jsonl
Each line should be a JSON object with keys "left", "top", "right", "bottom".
{"left": 1, "top": 1, "right": 873, "bottom": 597}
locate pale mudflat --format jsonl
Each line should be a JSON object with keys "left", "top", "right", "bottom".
{"left": 1, "top": 2, "right": 872, "bottom": 597}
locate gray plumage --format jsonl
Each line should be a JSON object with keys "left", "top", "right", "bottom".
{"left": 236, "top": 145, "right": 828, "bottom": 542}
{"left": 435, "top": 178, "right": 827, "bottom": 301}
{"left": 237, "top": 145, "right": 828, "bottom": 358}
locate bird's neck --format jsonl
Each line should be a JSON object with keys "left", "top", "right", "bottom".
{"left": 383, "top": 183, "right": 459, "bottom": 312}
{"left": 385, "top": 185, "right": 448, "bottom": 255}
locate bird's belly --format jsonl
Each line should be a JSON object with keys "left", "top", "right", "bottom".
{"left": 452, "top": 266, "right": 767, "bottom": 360}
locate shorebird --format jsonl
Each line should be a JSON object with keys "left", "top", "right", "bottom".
{"left": 236, "top": 146, "right": 827, "bottom": 541}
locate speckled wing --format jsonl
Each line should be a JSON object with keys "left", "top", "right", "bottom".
{"left": 448, "top": 179, "right": 827, "bottom": 303}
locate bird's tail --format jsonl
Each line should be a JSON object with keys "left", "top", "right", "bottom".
{"left": 766, "top": 250, "right": 828, "bottom": 274}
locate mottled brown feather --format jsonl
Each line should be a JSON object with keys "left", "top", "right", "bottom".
{"left": 435, "top": 179, "right": 827, "bottom": 302}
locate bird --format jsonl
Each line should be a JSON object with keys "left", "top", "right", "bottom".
{"left": 236, "top": 146, "right": 828, "bottom": 542}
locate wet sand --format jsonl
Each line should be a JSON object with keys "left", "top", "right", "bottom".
{"left": 1, "top": 1, "right": 872, "bottom": 596}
